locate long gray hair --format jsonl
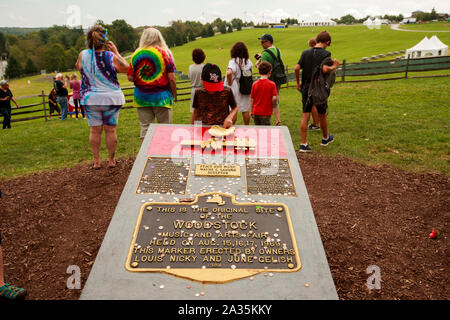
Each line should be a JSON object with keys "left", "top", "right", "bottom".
{"left": 138, "top": 27, "right": 173, "bottom": 59}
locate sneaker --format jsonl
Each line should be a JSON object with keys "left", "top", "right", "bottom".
{"left": 0, "top": 283, "right": 27, "bottom": 300}
{"left": 299, "top": 144, "right": 312, "bottom": 153}
{"left": 308, "top": 124, "right": 320, "bottom": 131}
{"left": 321, "top": 134, "right": 335, "bottom": 146}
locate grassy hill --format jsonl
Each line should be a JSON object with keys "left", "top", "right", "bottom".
{"left": 170, "top": 25, "right": 450, "bottom": 73}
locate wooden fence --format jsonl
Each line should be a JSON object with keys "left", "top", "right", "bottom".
{"left": 2, "top": 55, "right": 450, "bottom": 124}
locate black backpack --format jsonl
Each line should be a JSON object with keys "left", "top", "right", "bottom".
{"left": 238, "top": 63, "right": 253, "bottom": 95}
{"left": 264, "top": 48, "right": 287, "bottom": 86}
{"left": 307, "top": 57, "right": 332, "bottom": 107}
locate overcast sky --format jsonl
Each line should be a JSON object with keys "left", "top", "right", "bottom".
{"left": 1, "top": 0, "right": 449, "bottom": 28}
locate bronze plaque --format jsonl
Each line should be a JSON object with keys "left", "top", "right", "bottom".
{"left": 246, "top": 158, "right": 297, "bottom": 196}
{"left": 125, "top": 193, "right": 301, "bottom": 283}
{"left": 195, "top": 164, "right": 241, "bottom": 177}
{"left": 137, "top": 157, "right": 190, "bottom": 195}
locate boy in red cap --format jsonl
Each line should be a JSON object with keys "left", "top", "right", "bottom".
{"left": 190, "top": 63, "right": 238, "bottom": 128}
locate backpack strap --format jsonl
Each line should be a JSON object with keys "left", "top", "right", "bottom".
{"left": 264, "top": 48, "right": 279, "bottom": 62}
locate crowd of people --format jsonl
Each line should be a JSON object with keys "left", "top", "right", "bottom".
{"left": 2, "top": 26, "right": 339, "bottom": 171}
{"left": 78, "top": 26, "right": 338, "bottom": 166}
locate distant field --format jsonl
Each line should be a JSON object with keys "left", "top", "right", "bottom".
{"left": 398, "top": 21, "right": 450, "bottom": 31}
{"left": 170, "top": 25, "right": 450, "bottom": 73}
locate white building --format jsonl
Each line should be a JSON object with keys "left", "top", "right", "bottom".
{"left": 298, "top": 15, "right": 337, "bottom": 27}
{"left": 406, "top": 35, "right": 449, "bottom": 58}
{"left": 401, "top": 17, "right": 417, "bottom": 24}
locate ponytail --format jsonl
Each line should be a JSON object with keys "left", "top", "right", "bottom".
{"left": 87, "top": 25, "right": 107, "bottom": 50}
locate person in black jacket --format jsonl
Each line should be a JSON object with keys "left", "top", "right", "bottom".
{"left": 0, "top": 80, "right": 20, "bottom": 129}
{"left": 53, "top": 74, "right": 69, "bottom": 120}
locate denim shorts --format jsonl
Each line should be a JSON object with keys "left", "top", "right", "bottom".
{"left": 85, "top": 105, "right": 122, "bottom": 127}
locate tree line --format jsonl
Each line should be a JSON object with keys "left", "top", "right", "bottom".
{"left": 1, "top": 10, "right": 445, "bottom": 79}
{"left": 332, "top": 14, "right": 405, "bottom": 25}
{"left": 415, "top": 9, "right": 439, "bottom": 22}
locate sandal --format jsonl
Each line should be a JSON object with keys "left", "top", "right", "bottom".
{"left": 92, "top": 165, "right": 101, "bottom": 170}
{"left": 276, "top": 121, "right": 282, "bottom": 126}
{"left": 0, "top": 283, "right": 27, "bottom": 300}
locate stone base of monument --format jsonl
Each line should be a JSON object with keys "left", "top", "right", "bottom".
{"left": 80, "top": 124, "right": 338, "bottom": 300}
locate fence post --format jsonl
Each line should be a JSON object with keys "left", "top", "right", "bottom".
{"left": 285, "top": 64, "right": 289, "bottom": 88}
{"left": 405, "top": 55, "right": 410, "bottom": 79}
{"left": 341, "top": 59, "right": 346, "bottom": 83}
{"left": 42, "top": 90, "right": 47, "bottom": 122}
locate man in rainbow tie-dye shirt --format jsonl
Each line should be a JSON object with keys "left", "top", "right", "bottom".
{"left": 128, "top": 28, "right": 177, "bottom": 141}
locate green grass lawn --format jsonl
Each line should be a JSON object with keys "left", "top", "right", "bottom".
{"left": 1, "top": 77, "right": 449, "bottom": 179}
{"left": 398, "top": 21, "right": 450, "bottom": 31}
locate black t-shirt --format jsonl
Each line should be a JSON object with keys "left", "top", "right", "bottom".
{"left": 0, "top": 88, "right": 13, "bottom": 109}
{"left": 193, "top": 88, "right": 236, "bottom": 125}
{"left": 298, "top": 47, "right": 332, "bottom": 89}
{"left": 54, "top": 80, "right": 68, "bottom": 97}
{"left": 48, "top": 92, "right": 57, "bottom": 106}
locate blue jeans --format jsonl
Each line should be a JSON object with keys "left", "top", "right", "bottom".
{"left": 57, "top": 96, "right": 68, "bottom": 120}
{"left": 0, "top": 107, "right": 11, "bottom": 129}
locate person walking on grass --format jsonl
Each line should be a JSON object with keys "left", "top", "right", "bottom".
{"left": 54, "top": 74, "right": 69, "bottom": 120}
{"left": 295, "top": 31, "right": 340, "bottom": 153}
{"left": 0, "top": 80, "right": 20, "bottom": 129}
{"left": 48, "top": 88, "right": 61, "bottom": 120}
{"left": 255, "top": 34, "right": 283, "bottom": 126}
{"left": 70, "top": 74, "right": 84, "bottom": 119}
{"left": 250, "top": 61, "right": 277, "bottom": 126}
{"left": 226, "top": 42, "right": 253, "bottom": 125}
{"left": 188, "top": 48, "right": 206, "bottom": 113}
{"left": 127, "top": 27, "right": 177, "bottom": 142}
{"left": 76, "top": 25, "right": 128, "bottom": 169}
{"left": 306, "top": 38, "right": 321, "bottom": 131}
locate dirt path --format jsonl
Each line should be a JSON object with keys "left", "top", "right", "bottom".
{"left": 0, "top": 155, "right": 448, "bottom": 300}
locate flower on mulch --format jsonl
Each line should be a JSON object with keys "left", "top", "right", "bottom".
{"left": 429, "top": 229, "right": 440, "bottom": 239}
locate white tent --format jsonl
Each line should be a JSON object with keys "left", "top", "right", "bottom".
{"left": 363, "top": 18, "right": 373, "bottom": 26}
{"left": 406, "top": 36, "right": 449, "bottom": 58}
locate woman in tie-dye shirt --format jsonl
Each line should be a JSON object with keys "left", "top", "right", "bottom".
{"left": 75, "top": 25, "right": 129, "bottom": 169}
{"left": 127, "top": 27, "right": 177, "bottom": 141}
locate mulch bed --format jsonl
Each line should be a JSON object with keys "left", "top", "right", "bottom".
{"left": 0, "top": 155, "right": 448, "bottom": 300}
